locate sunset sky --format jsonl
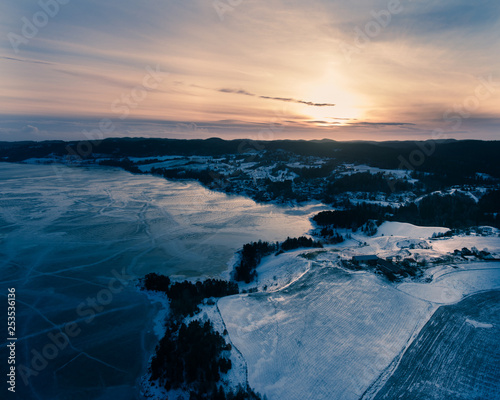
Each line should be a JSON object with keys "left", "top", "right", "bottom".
{"left": 1, "top": 0, "right": 499, "bottom": 141}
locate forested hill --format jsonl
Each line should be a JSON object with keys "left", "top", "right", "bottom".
{"left": 1, "top": 138, "right": 499, "bottom": 178}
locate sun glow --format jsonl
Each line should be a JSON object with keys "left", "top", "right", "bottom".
{"left": 299, "top": 70, "right": 363, "bottom": 126}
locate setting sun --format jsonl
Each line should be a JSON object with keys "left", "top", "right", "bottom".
{"left": 298, "top": 70, "right": 364, "bottom": 126}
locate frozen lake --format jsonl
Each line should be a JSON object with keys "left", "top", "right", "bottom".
{"left": 0, "top": 163, "right": 324, "bottom": 400}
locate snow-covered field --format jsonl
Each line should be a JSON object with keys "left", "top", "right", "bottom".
{"left": 376, "top": 221, "right": 449, "bottom": 238}
{"left": 219, "top": 265, "right": 435, "bottom": 400}
{"left": 341, "top": 164, "right": 416, "bottom": 182}
{"left": 370, "top": 290, "right": 500, "bottom": 400}
{"left": 398, "top": 262, "right": 500, "bottom": 304}
{"left": 218, "top": 222, "right": 500, "bottom": 400}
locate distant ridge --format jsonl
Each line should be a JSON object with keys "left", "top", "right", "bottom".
{"left": 1, "top": 138, "right": 499, "bottom": 178}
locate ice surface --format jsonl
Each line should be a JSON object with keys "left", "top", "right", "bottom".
{"left": 0, "top": 163, "right": 323, "bottom": 400}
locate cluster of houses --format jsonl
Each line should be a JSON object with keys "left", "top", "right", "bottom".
{"left": 350, "top": 254, "right": 418, "bottom": 281}
{"left": 352, "top": 254, "right": 418, "bottom": 267}
{"left": 453, "top": 247, "right": 497, "bottom": 261}
{"left": 349, "top": 245, "right": 498, "bottom": 282}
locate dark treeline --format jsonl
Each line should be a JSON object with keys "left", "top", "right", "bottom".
{"left": 479, "top": 189, "right": 500, "bottom": 213}
{"left": 319, "top": 227, "right": 346, "bottom": 243}
{"left": 150, "top": 319, "right": 262, "bottom": 399}
{"left": 410, "top": 170, "right": 495, "bottom": 192}
{"left": 141, "top": 273, "right": 239, "bottom": 318}
{"left": 263, "top": 179, "right": 294, "bottom": 201}
{"left": 151, "top": 320, "right": 229, "bottom": 391}
{"left": 99, "top": 158, "right": 141, "bottom": 173}
{"left": 141, "top": 272, "right": 171, "bottom": 292}
{"left": 151, "top": 166, "right": 225, "bottom": 186}
{"left": 313, "top": 206, "right": 382, "bottom": 231}
{"left": 234, "top": 237, "right": 323, "bottom": 283}
{"left": 325, "top": 172, "right": 414, "bottom": 196}
{"left": 142, "top": 273, "right": 263, "bottom": 399}
{"left": 398, "top": 190, "right": 499, "bottom": 228}
{"left": 234, "top": 241, "right": 277, "bottom": 283}
{"left": 2, "top": 138, "right": 499, "bottom": 179}
{"left": 313, "top": 190, "right": 500, "bottom": 230}
{"left": 281, "top": 236, "right": 323, "bottom": 251}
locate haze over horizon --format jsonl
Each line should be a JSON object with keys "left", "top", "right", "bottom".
{"left": 1, "top": 0, "right": 499, "bottom": 142}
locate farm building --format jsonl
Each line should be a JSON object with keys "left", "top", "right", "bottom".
{"left": 352, "top": 255, "right": 379, "bottom": 266}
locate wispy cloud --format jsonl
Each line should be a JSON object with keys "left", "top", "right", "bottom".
{"left": 218, "top": 87, "right": 336, "bottom": 107}
{"left": 1, "top": 56, "right": 53, "bottom": 66}
{"left": 348, "top": 122, "right": 416, "bottom": 127}
{"left": 188, "top": 85, "right": 337, "bottom": 107}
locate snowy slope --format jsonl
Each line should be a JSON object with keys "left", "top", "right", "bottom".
{"left": 218, "top": 225, "right": 500, "bottom": 400}
{"left": 431, "top": 235, "right": 500, "bottom": 256}
{"left": 376, "top": 221, "right": 449, "bottom": 238}
{"left": 219, "top": 264, "right": 436, "bottom": 400}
